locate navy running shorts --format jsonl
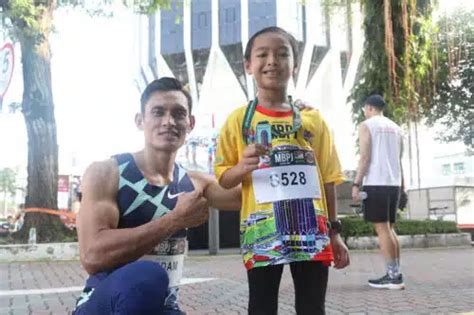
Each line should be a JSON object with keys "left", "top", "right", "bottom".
{"left": 362, "top": 186, "right": 401, "bottom": 223}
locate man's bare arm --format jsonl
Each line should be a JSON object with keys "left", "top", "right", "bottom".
{"left": 400, "top": 137, "right": 405, "bottom": 190}
{"left": 78, "top": 160, "right": 207, "bottom": 275}
{"left": 354, "top": 124, "right": 371, "bottom": 185}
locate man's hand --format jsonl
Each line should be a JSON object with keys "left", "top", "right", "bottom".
{"left": 352, "top": 185, "right": 360, "bottom": 202}
{"left": 237, "top": 144, "right": 267, "bottom": 175}
{"left": 399, "top": 190, "right": 408, "bottom": 210}
{"left": 173, "top": 190, "right": 209, "bottom": 229}
{"left": 330, "top": 234, "right": 350, "bottom": 269}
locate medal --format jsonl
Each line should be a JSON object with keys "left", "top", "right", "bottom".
{"left": 242, "top": 96, "right": 301, "bottom": 145}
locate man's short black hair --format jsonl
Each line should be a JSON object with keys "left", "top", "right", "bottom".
{"left": 140, "top": 77, "right": 193, "bottom": 114}
{"left": 364, "top": 94, "right": 386, "bottom": 110}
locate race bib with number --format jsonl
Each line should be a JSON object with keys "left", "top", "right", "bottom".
{"left": 142, "top": 236, "right": 186, "bottom": 287}
{"left": 252, "top": 147, "right": 321, "bottom": 204}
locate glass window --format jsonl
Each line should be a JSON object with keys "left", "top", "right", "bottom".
{"left": 219, "top": 0, "right": 241, "bottom": 46}
{"left": 248, "top": 0, "right": 277, "bottom": 39}
{"left": 192, "top": 0, "right": 212, "bottom": 50}
{"left": 161, "top": 1, "right": 184, "bottom": 54}
{"left": 453, "top": 162, "right": 465, "bottom": 174}
{"left": 441, "top": 164, "right": 451, "bottom": 176}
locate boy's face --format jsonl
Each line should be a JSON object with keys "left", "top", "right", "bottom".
{"left": 245, "top": 32, "right": 296, "bottom": 92}
{"left": 136, "top": 90, "right": 194, "bottom": 153}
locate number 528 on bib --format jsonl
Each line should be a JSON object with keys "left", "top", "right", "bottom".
{"left": 252, "top": 165, "right": 321, "bottom": 204}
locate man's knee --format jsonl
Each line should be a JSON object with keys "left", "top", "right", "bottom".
{"left": 114, "top": 261, "right": 170, "bottom": 313}
{"left": 125, "top": 260, "right": 169, "bottom": 288}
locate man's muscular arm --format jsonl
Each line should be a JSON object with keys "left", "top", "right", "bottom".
{"left": 352, "top": 123, "right": 371, "bottom": 201}
{"left": 77, "top": 160, "right": 208, "bottom": 275}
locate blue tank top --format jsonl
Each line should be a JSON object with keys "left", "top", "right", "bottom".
{"left": 76, "top": 153, "right": 195, "bottom": 310}
{"left": 83, "top": 153, "right": 195, "bottom": 288}
{"left": 114, "top": 153, "right": 195, "bottom": 230}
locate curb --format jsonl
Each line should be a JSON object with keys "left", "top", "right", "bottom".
{"left": 0, "top": 242, "right": 79, "bottom": 262}
{"left": 346, "top": 233, "right": 472, "bottom": 250}
{"left": 0, "top": 233, "right": 471, "bottom": 262}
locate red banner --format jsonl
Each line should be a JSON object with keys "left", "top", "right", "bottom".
{"left": 58, "top": 175, "right": 69, "bottom": 193}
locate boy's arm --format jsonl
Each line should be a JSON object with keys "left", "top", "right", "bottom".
{"left": 325, "top": 182, "right": 350, "bottom": 269}
{"left": 190, "top": 171, "right": 242, "bottom": 210}
{"left": 312, "top": 112, "right": 348, "bottom": 268}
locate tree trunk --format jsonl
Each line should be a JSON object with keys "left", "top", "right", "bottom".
{"left": 12, "top": 3, "right": 73, "bottom": 243}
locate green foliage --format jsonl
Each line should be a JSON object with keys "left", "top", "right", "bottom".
{"left": 9, "top": 0, "right": 41, "bottom": 31}
{"left": 340, "top": 217, "right": 376, "bottom": 239}
{"left": 349, "top": 0, "right": 436, "bottom": 126}
{"left": 0, "top": 168, "right": 17, "bottom": 197}
{"left": 340, "top": 217, "right": 459, "bottom": 240}
{"left": 424, "top": 9, "right": 474, "bottom": 149}
{"left": 395, "top": 219, "right": 459, "bottom": 235}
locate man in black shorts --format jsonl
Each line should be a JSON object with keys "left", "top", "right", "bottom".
{"left": 352, "top": 95, "right": 405, "bottom": 290}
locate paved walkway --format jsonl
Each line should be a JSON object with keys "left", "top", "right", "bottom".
{"left": 0, "top": 247, "right": 473, "bottom": 314}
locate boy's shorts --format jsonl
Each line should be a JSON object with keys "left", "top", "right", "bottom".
{"left": 362, "top": 186, "right": 401, "bottom": 223}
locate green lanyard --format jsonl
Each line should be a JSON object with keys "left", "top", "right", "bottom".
{"left": 242, "top": 96, "right": 302, "bottom": 145}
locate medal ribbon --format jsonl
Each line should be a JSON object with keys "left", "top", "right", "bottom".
{"left": 242, "top": 96, "right": 302, "bottom": 145}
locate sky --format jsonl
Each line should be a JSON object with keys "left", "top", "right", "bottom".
{"left": 0, "top": 7, "right": 142, "bottom": 175}
{"left": 0, "top": 0, "right": 472, "bottom": 183}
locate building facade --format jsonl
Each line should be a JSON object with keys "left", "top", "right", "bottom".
{"left": 133, "top": 0, "right": 363, "bottom": 172}
{"left": 133, "top": 0, "right": 363, "bottom": 249}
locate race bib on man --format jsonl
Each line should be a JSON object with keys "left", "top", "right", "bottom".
{"left": 252, "top": 147, "right": 321, "bottom": 204}
{"left": 142, "top": 236, "right": 186, "bottom": 287}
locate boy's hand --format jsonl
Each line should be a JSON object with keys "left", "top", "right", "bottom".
{"left": 238, "top": 144, "right": 267, "bottom": 175}
{"left": 330, "top": 233, "right": 350, "bottom": 269}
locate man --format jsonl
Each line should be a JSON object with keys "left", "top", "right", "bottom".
{"left": 352, "top": 94, "right": 405, "bottom": 290}
{"left": 73, "top": 77, "right": 241, "bottom": 315}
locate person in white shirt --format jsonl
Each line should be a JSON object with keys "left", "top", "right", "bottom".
{"left": 352, "top": 94, "right": 405, "bottom": 290}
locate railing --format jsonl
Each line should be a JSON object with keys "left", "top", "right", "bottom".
{"left": 24, "top": 208, "right": 76, "bottom": 228}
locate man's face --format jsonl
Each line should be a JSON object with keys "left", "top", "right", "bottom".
{"left": 245, "top": 32, "right": 296, "bottom": 91}
{"left": 136, "top": 90, "right": 194, "bottom": 152}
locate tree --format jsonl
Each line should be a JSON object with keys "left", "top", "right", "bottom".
{"left": 348, "top": 0, "right": 436, "bottom": 187}
{"left": 0, "top": 0, "right": 174, "bottom": 242}
{"left": 0, "top": 168, "right": 17, "bottom": 217}
{"left": 425, "top": 8, "right": 474, "bottom": 149}
{"left": 350, "top": 0, "right": 435, "bottom": 124}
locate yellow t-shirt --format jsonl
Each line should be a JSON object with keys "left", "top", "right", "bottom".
{"left": 215, "top": 104, "right": 345, "bottom": 269}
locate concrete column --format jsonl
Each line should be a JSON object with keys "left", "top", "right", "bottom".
{"left": 208, "top": 208, "right": 220, "bottom": 255}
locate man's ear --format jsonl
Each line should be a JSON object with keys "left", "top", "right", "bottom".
{"left": 135, "top": 113, "right": 144, "bottom": 130}
{"left": 188, "top": 115, "right": 196, "bottom": 133}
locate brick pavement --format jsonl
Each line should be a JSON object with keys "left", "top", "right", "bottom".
{"left": 0, "top": 247, "right": 473, "bottom": 315}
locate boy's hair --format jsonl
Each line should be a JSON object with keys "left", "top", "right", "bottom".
{"left": 364, "top": 94, "right": 386, "bottom": 110}
{"left": 244, "top": 26, "right": 299, "bottom": 66}
{"left": 140, "top": 77, "right": 193, "bottom": 114}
